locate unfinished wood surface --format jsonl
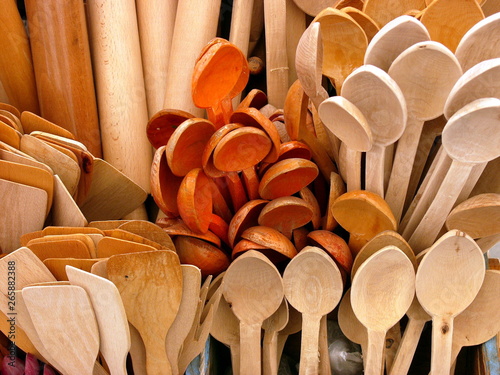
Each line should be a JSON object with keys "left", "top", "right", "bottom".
{"left": 0, "top": 0, "right": 39, "bottom": 113}
{"left": 362, "top": 0, "right": 426, "bottom": 27}
{"left": 43, "top": 258, "right": 100, "bottom": 281}
{"left": 338, "top": 289, "right": 368, "bottom": 359}
{"left": 22, "top": 285, "right": 99, "bottom": 375}
{"left": 21, "top": 112, "right": 75, "bottom": 140}
{"left": 51, "top": 175, "right": 88, "bottom": 227}
{"left": 107, "top": 250, "right": 183, "bottom": 375}
{"left": 66, "top": 266, "right": 131, "bottom": 375}
{"left": 118, "top": 220, "right": 175, "bottom": 251}
{"left": 262, "top": 298, "right": 288, "bottom": 375}
{"left": 415, "top": 230, "right": 485, "bottom": 375}
{"left": 27, "top": 237, "right": 92, "bottom": 261}
{"left": 0, "top": 180, "right": 47, "bottom": 253}
{"left": 25, "top": 0, "right": 101, "bottom": 157}
{"left": 96, "top": 237, "right": 156, "bottom": 258}
{"left": 86, "top": 0, "right": 152, "bottom": 192}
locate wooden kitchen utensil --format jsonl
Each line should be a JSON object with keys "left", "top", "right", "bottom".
{"left": 362, "top": 0, "right": 426, "bottom": 27}
{"left": 222, "top": 250, "right": 284, "bottom": 375}
{"left": 107, "top": 250, "right": 183, "bottom": 375}
{"left": 415, "top": 230, "right": 485, "bottom": 375}
{"left": 283, "top": 246, "right": 343, "bottom": 374}
{"left": 262, "top": 298, "right": 289, "bottom": 375}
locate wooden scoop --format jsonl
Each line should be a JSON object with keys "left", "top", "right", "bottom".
{"left": 408, "top": 98, "right": 500, "bottom": 251}
{"left": 351, "top": 246, "right": 415, "bottom": 375}
{"left": 283, "top": 246, "right": 344, "bottom": 374}
{"left": 450, "top": 270, "right": 500, "bottom": 368}
{"left": 420, "top": 0, "right": 484, "bottom": 53}
{"left": 146, "top": 109, "right": 194, "bottom": 149}
{"left": 0, "top": 180, "right": 47, "bottom": 253}
{"left": 22, "top": 285, "right": 100, "bottom": 375}
{"left": 174, "top": 236, "right": 230, "bottom": 277}
{"left": 228, "top": 199, "right": 268, "bottom": 248}
{"left": 66, "top": 266, "right": 131, "bottom": 375}
{"left": 240, "top": 226, "right": 298, "bottom": 263}
{"left": 415, "top": 230, "right": 485, "bottom": 375}
{"left": 222, "top": 250, "right": 284, "bottom": 375}
{"left": 385, "top": 41, "right": 462, "bottom": 222}
{"left": 445, "top": 193, "right": 500, "bottom": 239}
{"left": 318, "top": 95, "right": 372, "bottom": 191}
{"left": 107, "top": 250, "right": 183, "bottom": 375}
{"left": 455, "top": 12, "right": 500, "bottom": 72}
{"left": 341, "top": 64, "right": 407, "bottom": 197}
{"left": 258, "top": 196, "right": 313, "bottom": 239}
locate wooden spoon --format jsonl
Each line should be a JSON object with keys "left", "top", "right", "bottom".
{"left": 331, "top": 190, "right": 397, "bottom": 255}
{"left": 262, "top": 298, "right": 289, "bottom": 375}
{"left": 341, "top": 64, "right": 406, "bottom": 197}
{"left": 415, "top": 230, "right": 485, "bottom": 375}
{"left": 364, "top": 15, "right": 430, "bottom": 72}
{"left": 0, "top": 180, "right": 47, "bottom": 253}
{"left": 341, "top": 7, "right": 380, "bottom": 42}
{"left": 319, "top": 95, "right": 373, "bottom": 191}
{"left": 362, "top": 0, "right": 426, "bottom": 27}
{"left": 107, "top": 250, "right": 183, "bottom": 375}
{"left": 228, "top": 199, "right": 269, "bottom": 248}
{"left": 351, "top": 246, "right": 415, "bottom": 375}
{"left": 222, "top": 250, "right": 284, "bottom": 375}
{"left": 146, "top": 109, "right": 194, "bottom": 149}
{"left": 283, "top": 246, "right": 343, "bottom": 374}
{"left": 258, "top": 196, "right": 314, "bottom": 239}
{"left": 337, "top": 289, "right": 368, "bottom": 360}
{"left": 408, "top": 98, "right": 500, "bottom": 252}
{"left": 455, "top": 12, "right": 500, "bottom": 72}
{"left": 292, "top": 0, "right": 340, "bottom": 16}
{"left": 22, "top": 285, "right": 100, "bottom": 375}
{"left": 450, "top": 270, "right": 500, "bottom": 368}
{"left": 420, "top": 0, "right": 484, "bottom": 53}
{"left": 240, "top": 226, "right": 298, "bottom": 263}
{"left": 66, "top": 266, "right": 130, "bottom": 375}
{"left": 174, "top": 236, "right": 230, "bottom": 277}
{"left": 445, "top": 193, "right": 500, "bottom": 239}
{"left": 313, "top": 8, "right": 368, "bottom": 91}
{"left": 385, "top": 41, "right": 462, "bottom": 222}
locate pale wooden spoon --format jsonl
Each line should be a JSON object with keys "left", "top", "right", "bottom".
{"left": 385, "top": 41, "right": 462, "bottom": 222}
{"left": 362, "top": 0, "right": 426, "bottom": 27}
{"left": 351, "top": 246, "right": 415, "bottom": 375}
{"left": 408, "top": 98, "right": 500, "bottom": 252}
{"left": 283, "top": 246, "right": 343, "bottom": 374}
{"left": 66, "top": 266, "right": 130, "bottom": 375}
{"left": 222, "top": 250, "right": 284, "bottom": 375}
{"left": 337, "top": 289, "right": 368, "bottom": 362}
{"left": 341, "top": 64, "right": 406, "bottom": 196}
{"left": 415, "top": 230, "right": 485, "bottom": 375}
{"left": 262, "top": 298, "right": 289, "bottom": 375}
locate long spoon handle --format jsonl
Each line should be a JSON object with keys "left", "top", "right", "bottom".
{"left": 365, "top": 144, "right": 386, "bottom": 197}
{"left": 389, "top": 318, "right": 427, "bottom": 375}
{"left": 345, "top": 147, "right": 362, "bottom": 192}
{"left": 240, "top": 322, "right": 263, "bottom": 375}
{"left": 385, "top": 117, "right": 425, "bottom": 222}
{"left": 263, "top": 330, "right": 279, "bottom": 375}
{"left": 319, "top": 315, "right": 331, "bottom": 375}
{"left": 299, "top": 314, "right": 322, "bottom": 375}
{"left": 366, "top": 329, "right": 386, "bottom": 375}
{"left": 430, "top": 316, "right": 455, "bottom": 375}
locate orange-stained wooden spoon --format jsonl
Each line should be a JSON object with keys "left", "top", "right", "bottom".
{"left": 228, "top": 199, "right": 269, "bottom": 248}
{"left": 146, "top": 109, "right": 194, "bottom": 149}
{"left": 241, "top": 226, "right": 298, "bottom": 263}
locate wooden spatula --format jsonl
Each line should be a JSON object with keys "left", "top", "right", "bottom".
{"left": 107, "top": 250, "right": 183, "bottom": 375}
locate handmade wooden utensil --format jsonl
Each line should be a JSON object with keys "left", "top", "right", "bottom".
{"left": 262, "top": 298, "right": 289, "bottom": 375}
{"left": 362, "top": 0, "right": 426, "bottom": 27}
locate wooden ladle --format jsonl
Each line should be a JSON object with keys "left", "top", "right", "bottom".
{"left": 221, "top": 250, "right": 284, "bottom": 375}
{"left": 351, "top": 245, "right": 415, "bottom": 375}
{"left": 415, "top": 230, "right": 485, "bottom": 375}
{"left": 283, "top": 246, "right": 343, "bottom": 374}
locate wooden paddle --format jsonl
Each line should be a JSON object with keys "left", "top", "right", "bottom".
{"left": 107, "top": 250, "right": 183, "bottom": 375}
{"left": 22, "top": 285, "right": 100, "bottom": 375}
{"left": 415, "top": 230, "right": 485, "bottom": 375}
{"left": 222, "top": 250, "right": 284, "bottom": 375}
{"left": 385, "top": 41, "right": 462, "bottom": 222}
{"left": 408, "top": 98, "right": 500, "bottom": 252}
{"left": 0, "top": 0, "right": 39, "bottom": 113}
{"left": 86, "top": 0, "right": 152, "bottom": 193}
{"left": 24, "top": 0, "right": 101, "bottom": 157}
{"left": 351, "top": 246, "right": 415, "bottom": 375}
{"left": 283, "top": 246, "right": 343, "bottom": 374}
{"left": 66, "top": 266, "right": 131, "bottom": 375}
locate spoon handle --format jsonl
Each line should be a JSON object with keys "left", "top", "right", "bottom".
{"left": 263, "top": 329, "right": 279, "bottom": 375}
{"left": 430, "top": 316, "right": 455, "bottom": 375}
{"left": 408, "top": 161, "right": 473, "bottom": 252}
{"left": 299, "top": 314, "right": 322, "bottom": 375}
{"left": 389, "top": 318, "right": 427, "bottom": 375}
{"left": 365, "top": 144, "right": 386, "bottom": 197}
{"left": 240, "top": 322, "right": 263, "bottom": 375}
{"left": 385, "top": 117, "right": 425, "bottom": 222}
{"left": 344, "top": 147, "right": 362, "bottom": 192}
{"left": 230, "top": 344, "right": 241, "bottom": 375}
{"left": 365, "top": 329, "right": 386, "bottom": 375}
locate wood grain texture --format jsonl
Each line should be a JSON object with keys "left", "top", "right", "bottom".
{"left": 0, "top": 0, "right": 39, "bottom": 113}
{"left": 25, "top": 0, "right": 102, "bottom": 157}
{"left": 86, "top": 0, "right": 152, "bottom": 192}
{"left": 164, "top": 0, "right": 221, "bottom": 117}
{"left": 362, "top": 0, "right": 426, "bottom": 27}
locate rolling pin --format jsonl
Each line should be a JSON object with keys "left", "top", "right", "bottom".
{"left": 86, "top": 0, "right": 152, "bottom": 194}
{"left": 163, "top": 0, "right": 222, "bottom": 117}
{"left": 136, "top": 0, "right": 178, "bottom": 117}
{"left": 25, "top": 0, "right": 102, "bottom": 157}
{"left": 0, "top": 0, "right": 39, "bottom": 114}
